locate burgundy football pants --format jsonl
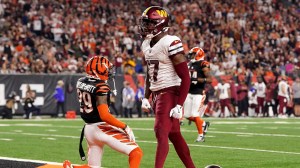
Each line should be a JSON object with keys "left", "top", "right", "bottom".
{"left": 152, "top": 86, "right": 195, "bottom": 168}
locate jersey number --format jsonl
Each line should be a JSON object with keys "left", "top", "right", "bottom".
{"left": 147, "top": 60, "right": 159, "bottom": 82}
{"left": 190, "top": 71, "right": 198, "bottom": 84}
{"left": 77, "top": 89, "right": 93, "bottom": 113}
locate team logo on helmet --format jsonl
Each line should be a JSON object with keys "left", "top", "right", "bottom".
{"left": 85, "top": 56, "right": 113, "bottom": 81}
{"left": 187, "top": 47, "right": 205, "bottom": 62}
{"left": 139, "top": 6, "right": 169, "bottom": 38}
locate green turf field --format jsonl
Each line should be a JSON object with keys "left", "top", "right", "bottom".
{"left": 0, "top": 117, "right": 300, "bottom": 168}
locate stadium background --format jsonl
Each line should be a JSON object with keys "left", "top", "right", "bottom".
{"left": 0, "top": 0, "right": 300, "bottom": 168}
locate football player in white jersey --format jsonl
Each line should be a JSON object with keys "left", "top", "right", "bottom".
{"left": 140, "top": 6, "right": 196, "bottom": 168}
{"left": 253, "top": 77, "right": 266, "bottom": 117}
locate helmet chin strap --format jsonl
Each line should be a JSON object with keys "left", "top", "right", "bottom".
{"left": 146, "top": 27, "right": 169, "bottom": 39}
{"left": 112, "top": 78, "right": 117, "bottom": 96}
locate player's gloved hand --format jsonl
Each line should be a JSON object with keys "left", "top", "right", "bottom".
{"left": 124, "top": 125, "right": 135, "bottom": 142}
{"left": 112, "top": 89, "right": 117, "bottom": 96}
{"left": 170, "top": 105, "right": 183, "bottom": 119}
{"left": 141, "top": 98, "right": 151, "bottom": 112}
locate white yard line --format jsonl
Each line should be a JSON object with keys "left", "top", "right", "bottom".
{"left": 0, "top": 156, "right": 107, "bottom": 168}
{"left": 1, "top": 131, "right": 300, "bottom": 156}
{"left": 0, "top": 156, "right": 62, "bottom": 165}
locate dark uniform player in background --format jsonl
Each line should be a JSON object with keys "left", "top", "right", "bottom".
{"left": 183, "top": 47, "right": 211, "bottom": 142}
{"left": 63, "top": 56, "right": 142, "bottom": 168}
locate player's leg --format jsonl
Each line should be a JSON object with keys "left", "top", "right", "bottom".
{"left": 192, "top": 94, "right": 207, "bottom": 142}
{"left": 153, "top": 91, "right": 174, "bottom": 168}
{"left": 95, "top": 123, "right": 142, "bottom": 168}
{"left": 169, "top": 115, "right": 195, "bottom": 168}
{"left": 128, "top": 147, "right": 143, "bottom": 168}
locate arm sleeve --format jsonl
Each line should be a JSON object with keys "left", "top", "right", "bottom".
{"left": 174, "top": 62, "right": 190, "bottom": 106}
{"left": 97, "top": 104, "right": 126, "bottom": 129}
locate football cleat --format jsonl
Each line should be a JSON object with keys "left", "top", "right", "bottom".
{"left": 63, "top": 160, "right": 73, "bottom": 168}
{"left": 195, "top": 134, "right": 205, "bottom": 142}
{"left": 203, "top": 121, "right": 210, "bottom": 135}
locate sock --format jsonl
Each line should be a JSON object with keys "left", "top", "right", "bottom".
{"left": 129, "top": 147, "right": 143, "bottom": 168}
{"left": 189, "top": 117, "right": 204, "bottom": 134}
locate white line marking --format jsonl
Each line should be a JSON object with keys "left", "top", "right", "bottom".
{"left": 236, "top": 135, "right": 253, "bottom": 137}
{"left": 0, "top": 156, "right": 107, "bottom": 167}
{"left": 134, "top": 128, "right": 300, "bottom": 138}
{"left": 0, "top": 156, "right": 62, "bottom": 165}
{"left": 0, "top": 138, "right": 13, "bottom": 141}
{"left": 46, "top": 129, "right": 57, "bottom": 132}
{"left": 42, "top": 137, "right": 57, "bottom": 140}
{"left": 1, "top": 131, "right": 299, "bottom": 156}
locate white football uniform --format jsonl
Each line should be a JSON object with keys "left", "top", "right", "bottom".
{"left": 278, "top": 80, "right": 289, "bottom": 98}
{"left": 216, "top": 83, "right": 231, "bottom": 99}
{"left": 141, "top": 35, "right": 184, "bottom": 91}
{"left": 85, "top": 122, "right": 139, "bottom": 168}
{"left": 184, "top": 93, "right": 206, "bottom": 118}
{"left": 254, "top": 82, "right": 266, "bottom": 98}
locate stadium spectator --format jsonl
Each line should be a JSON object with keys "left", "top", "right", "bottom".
{"left": 122, "top": 81, "right": 135, "bottom": 118}
{"left": 135, "top": 81, "right": 144, "bottom": 118}
{"left": 53, "top": 80, "right": 65, "bottom": 118}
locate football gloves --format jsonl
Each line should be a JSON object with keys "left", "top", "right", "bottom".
{"left": 170, "top": 104, "right": 183, "bottom": 119}
{"left": 141, "top": 98, "right": 151, "bottom": 112}
{"left": 124, "top": 125, "right": 135, "bottom": 142}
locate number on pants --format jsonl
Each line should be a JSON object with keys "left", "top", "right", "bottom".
{"left": 77, "top": 89, "right": 93, "bottom": 113}
{"left": 147, "top": 60, "right": 159, "bottom": 82}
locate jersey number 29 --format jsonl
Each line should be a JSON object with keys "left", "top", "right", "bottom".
{"left": 77, "top": 89, "right": 93, "bottom": 113}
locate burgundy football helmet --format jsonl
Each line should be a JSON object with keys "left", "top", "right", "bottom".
{"left": 139, "top": 6, "right": 169, "bottom": 38}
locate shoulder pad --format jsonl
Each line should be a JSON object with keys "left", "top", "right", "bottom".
{"left": 95, "top": 82, "right": 110, "bottom": 95}
{"left": 200, "top": 61, "right": 210, "bottom": 68}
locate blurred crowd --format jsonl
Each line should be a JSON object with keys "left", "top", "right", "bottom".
{"left": 0, "top": 0, "right": 300, "bottom": 117}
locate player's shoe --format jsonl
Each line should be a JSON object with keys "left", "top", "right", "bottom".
{"left": 63, "top": 160, "right": 73, "bottom": 168}
{"left": 195, "top": 134, "right": 205, "bottom": 142}
{"left": 203, "top": 121, "right": 210, "bottom": 135}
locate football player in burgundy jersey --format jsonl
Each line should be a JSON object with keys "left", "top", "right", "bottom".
{"left": 184, "top": 47, "right": 211, "bottom": 142}
{"left": 63, "top": 56, "right": 142, "bottom": 168}
{"left": 140, "top": 6, "right": 196, "bottom": 168}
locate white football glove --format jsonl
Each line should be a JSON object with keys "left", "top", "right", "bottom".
{"left": 170, "top": 105, "right": 183, "bottom": 119}
{"left": 124, "top": 125, "right": 135, "bottom": 142}
{"left": 141, "top": 98, "right": 151, "bottom": 112}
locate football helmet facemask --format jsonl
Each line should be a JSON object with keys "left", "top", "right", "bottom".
{"left": 85, "top": 56, "right": 114, "bottom": 81}
{"left": 139, "top": 6, "right": 169, "bottom": 38}
{"left": 187, "top": 47, "right": 205, "bottom": 62}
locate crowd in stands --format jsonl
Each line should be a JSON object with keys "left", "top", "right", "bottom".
{"left": 0, "top": 0, "right": 299, "bottom": 117}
